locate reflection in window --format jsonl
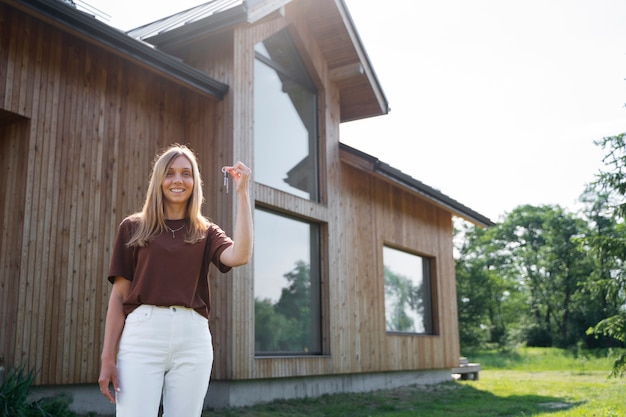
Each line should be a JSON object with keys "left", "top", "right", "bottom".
{"left": 254, "top": 30, "right": 318, "bottom": 200}
{"left": 254, "top": 208, "right": 321, "bottom": 354}
{"left": 383, "top": 246, "right": 434, "bottom": 334}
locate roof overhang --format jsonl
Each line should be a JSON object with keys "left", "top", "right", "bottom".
{"left": 5, "top": 0, "right": 229, "bottom": 99}
{"left": 297, "top": 0, "right": 389, "bottom": 122}
{"left": 126, "top": 0, "right": 389, "bottom": 123}
{"left": 340, "top": 143, "right": 496, "bottom": 228}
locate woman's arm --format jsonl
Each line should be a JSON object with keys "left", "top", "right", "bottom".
{"left": 98, "top": 276, "right": 130, "bottom": 404}
{"left": 220, "top": 161, "right": 253, "bottom": 267}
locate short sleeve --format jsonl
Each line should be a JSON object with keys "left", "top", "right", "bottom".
{"left": 107, "top": 218, "right": 137, "bottom": 283}
{"left": 207, "top": 223, "right": 234, "bottom": 273}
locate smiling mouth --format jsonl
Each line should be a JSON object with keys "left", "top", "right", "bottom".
{"left": 170, "top": 188, "right": 185, "bottom": 193}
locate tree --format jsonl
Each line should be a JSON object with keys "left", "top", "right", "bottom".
{"left": 578, "top": 189, "right": 625, "bottom": 347}
{"left": 494, "top": 205, "right": 591, "bottom": 347}
{"left": 455, "top": 222, "right": 523, "bottom": 348}
{"left": 456, "top": 205, "right": 596, "bottom": 349}
{"left": 585, "top": 133, "right": 626, "bottom": 377}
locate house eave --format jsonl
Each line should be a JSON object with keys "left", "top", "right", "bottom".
{"left": 8, "top": 0, "right": 229, "bottom": 99}
{"left": 331, "top": 0, "right": 389, "bottom": 122}
{"left": 339, "top": 143, "right": 496, "bottom": 228}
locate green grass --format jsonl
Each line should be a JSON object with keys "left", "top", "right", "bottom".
{"left": 204, "top": 371, "right": 625, "bottom": 417}
{"left": 76, "top": 348, "right": 625, "bottom": 416}
{"left": 202, "top": 348, "right": 626, "bottom": 417}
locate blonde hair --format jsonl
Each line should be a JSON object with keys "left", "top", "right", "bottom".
{"left": 127, "top": 144, "right": 210, "bottom": 247}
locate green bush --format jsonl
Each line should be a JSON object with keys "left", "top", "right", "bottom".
{"left": 0, "top": 365, "right": 77, "bottom": 417}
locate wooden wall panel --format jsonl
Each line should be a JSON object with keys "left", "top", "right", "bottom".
{"left": 228, "top": 25, "right": 257, "bottom": 381}
{"left": 323, "top": 162, "right": 461, "bottom": 376}
{"left": 0, "top": 6, "right": 219, "bottom": 385}
{"left": 372, "top": 175, "right": 459, "bottom": 371}
{"left": 334, "top": 165, "right": 380, "bottom": 374}
{"left": 0, "top": 118, "right": 28, "bottom": 373}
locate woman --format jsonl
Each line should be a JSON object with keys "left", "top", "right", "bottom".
{"left": 98, "top": 144, "right": 253, "bottom": 416}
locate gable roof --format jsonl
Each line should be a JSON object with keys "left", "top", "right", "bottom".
{"left": 126, "top": 0, "right": 389, "bottom": 123}
{"left": 340, "top": 143, "right": 496, "bottom": 227}
{"left": 11, "top": 0, "right": 229, "bottom": 99}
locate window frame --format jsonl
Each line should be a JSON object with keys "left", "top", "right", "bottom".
{"left": 252, "top": 27, "right": 329, "bottom": 357}
{"left": 252, "top": 205, "right": 325, "bottom": 356}
{"left": 382, "top": 244, "right": 439, "bottom": 336}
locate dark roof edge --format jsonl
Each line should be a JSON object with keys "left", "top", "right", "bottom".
{"left": 15, "top": 0, "right": 229, "bottom": 99}
{"left": 339, "top": 143, "right": 496, "bottom": 227}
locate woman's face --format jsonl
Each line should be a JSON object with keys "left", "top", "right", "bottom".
{"left": 161, "top": 155, "right": 194, "bottom": 206}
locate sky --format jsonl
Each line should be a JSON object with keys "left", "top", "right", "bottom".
{"left": 79, "top": 0, "right": 626, "bottom": 223}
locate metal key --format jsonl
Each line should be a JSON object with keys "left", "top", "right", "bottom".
{"left": 222, "top": 167, "right": 229, "bottom": 193}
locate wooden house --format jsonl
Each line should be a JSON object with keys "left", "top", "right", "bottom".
{"left": 0, "top": 0, "right": 493, "bottom": 412}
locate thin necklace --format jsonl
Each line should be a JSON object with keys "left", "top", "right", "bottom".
{"left": 164, "top": 222, "right": 185, "bottom": 238}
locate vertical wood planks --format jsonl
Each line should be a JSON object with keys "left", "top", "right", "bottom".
{"left": 0, "top": 6, "right": 220, "bottom": 384}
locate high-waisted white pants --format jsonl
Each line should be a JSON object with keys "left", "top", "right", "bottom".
{"left": 115, "top": 305, "right": 213, "bottom": 417}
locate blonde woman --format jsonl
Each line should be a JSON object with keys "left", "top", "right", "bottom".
{"left": 98, "top": 144, "right": 252, "bottom": 416}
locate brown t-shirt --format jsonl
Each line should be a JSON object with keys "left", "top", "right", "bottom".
{"left": 108, "top": 217, "right": 233, "bottom": 319}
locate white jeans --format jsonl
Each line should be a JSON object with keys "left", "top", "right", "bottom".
{"left": 116, "top": 305, "right": 213, "bottom": 417}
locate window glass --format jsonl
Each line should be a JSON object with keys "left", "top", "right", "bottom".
{"left": 383, "top": 246, "right": 434, "bottom": 334}
{"left": 254, "top": 208, "right": 322, "bottom": 354}
{"left": 254, "top": 30, "right": 318, "bottom": 200}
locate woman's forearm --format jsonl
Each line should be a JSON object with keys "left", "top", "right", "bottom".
{"left": 229, "top": 190, "right": 253, "bottom": 266}
{"left": 101, "top": 282, "right": 127, "bottom": 362}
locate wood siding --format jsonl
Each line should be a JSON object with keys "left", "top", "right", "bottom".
{"left": 0, "top": 6, "right": 222, "bottom": 384}
{"left": 0, "top": 0, "right": 460, "bottom": 388}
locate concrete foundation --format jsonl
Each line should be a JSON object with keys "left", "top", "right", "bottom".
{"left": 205, "top": 369, "right": 451, "bottom": 409}
{"left": 31, "top": 369, "right": 452, "bottom": 415}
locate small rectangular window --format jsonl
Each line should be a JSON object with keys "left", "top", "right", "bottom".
{"left": 383, "top": 246, "right": 434, "bottom": 334}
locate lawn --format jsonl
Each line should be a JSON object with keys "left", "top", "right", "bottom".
{"left": 201, "top": 347, "right": 625, "bottom": 417}
{"left": 202, "top": 371, "right": 624, "bottom": 417}
{"left": 73, "top": 348, "right": 624, "bottom": 416}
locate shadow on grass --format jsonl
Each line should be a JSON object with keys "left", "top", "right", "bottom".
{"left": 205, "top": 381, "right": 585, "bottom": 417}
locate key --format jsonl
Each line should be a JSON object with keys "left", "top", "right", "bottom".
{"left": 222, "top": 167, "right": 229, "bottom": 193}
